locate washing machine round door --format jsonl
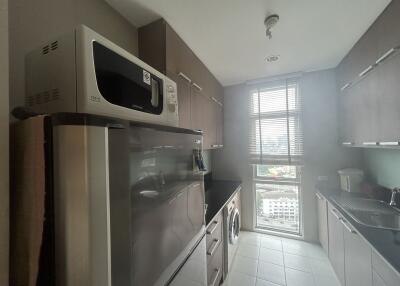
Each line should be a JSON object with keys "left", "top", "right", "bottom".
{"left": 229, "top": 207, "right": 240, "bottom": 244}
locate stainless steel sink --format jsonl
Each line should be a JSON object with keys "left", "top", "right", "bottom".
{"left": 332, "top": 197, "right": 400, "bottom": 231}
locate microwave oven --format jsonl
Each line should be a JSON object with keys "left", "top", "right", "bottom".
{"left": 25, "top": 25, "right": 179, "bottom": 127}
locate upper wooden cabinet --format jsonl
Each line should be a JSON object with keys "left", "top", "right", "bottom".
{"left": 138, "top": 19, "right": 224, "bottom": 149}
{"left": 337, "top": 0, "right": 400, "bottom": 146}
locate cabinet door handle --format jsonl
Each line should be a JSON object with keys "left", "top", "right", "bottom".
{"left": 341, "top": 83, "right": 352, "bottom": 92}
{"left": 359, "top": 65, "right": 375, "bottom": 77}
{"left": 207, "top": 220, "right": 219, "bottom": 235}
{"left": 376, "top": 47, "right": 399, "bottom": 65}
{"left": 207, "top": 239, "right": 220, "bottom": 256}
{"left": 192, "top": 82, "right": 202, "bottom": 91}
{"left": 211, "top": 96, "right": 223, "bottom": 106}
{"left": 341, "top": 218, "right": 357, "bottom": 234}
{"left": 209, "top": 268, "right": 221, "bottom": 286}
{"left": 178, "top": 72, "right": 191, "bottom": 83}
{"left": 380, "top": 141, "right": 400, "bottom": 146}
{"left": 330, "top": 208, "right": 341, "bottom": 220}
{"left": 363, "top": 142, "right": 379, "bottom": 146}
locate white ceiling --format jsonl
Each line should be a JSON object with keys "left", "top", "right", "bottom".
{"left": 106, "top": 0, "right": 391, "bottom": 86}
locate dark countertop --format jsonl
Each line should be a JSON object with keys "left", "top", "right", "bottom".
{"left": 205, "top": 180, "right": 242, "bottom": 227}
{"left": 317, "top": 187, "right": 400, "bottom": 275}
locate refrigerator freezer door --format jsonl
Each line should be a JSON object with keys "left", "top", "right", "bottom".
{"left": 108, "top": 124, "right": 205, "bottom": 286}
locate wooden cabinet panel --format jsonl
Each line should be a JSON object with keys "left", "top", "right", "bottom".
{"left": 376, "top": 55, "right": 400, "bottom": 142}
{"left": 190, "top": 87, "right": 204, "bottom": 132}
{"left": 327, "top": 203, "right": 345, "bottom": 286}
{"left": 216, "top": 104, "right": 223, "bottom": 147}
{"left": 343, "top": 221, "right": 372, "bottom": 286}
{"left": 166, "top": 26, "right": 197, "bottom": 82}
{"left": 336, "top": 0, "right": 400, "bottom": 146}
{"left": 138, "top": 19, "right": 166, "bottom": 73}
{"left": 316, "top": 193, "right": 329, "bottom": 254}
{"left": 139, "top": 19, "right": 224, "bottom": 148}
{"left": 204, "top": 97, "right": 217, "bottom": 149}
{"left": 376, "top": 0, "right": 400, "bottom": 57}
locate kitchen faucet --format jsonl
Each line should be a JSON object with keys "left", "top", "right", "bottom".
{"left": 390, "top": 188, "right": 400, "bottom": 207}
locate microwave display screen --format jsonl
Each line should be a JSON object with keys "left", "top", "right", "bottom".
{"left": 93, "top": 41, "right": 164, "bottom": 115}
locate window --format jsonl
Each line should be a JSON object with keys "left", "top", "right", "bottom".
{"left": 249, "top": 79, "right": 303, "bottom": 165}
{"left": 249, "top": 79, "right": 303, "bottom": 235}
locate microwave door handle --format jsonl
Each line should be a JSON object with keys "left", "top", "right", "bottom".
{"left": 151, "top": 78, "right": 159, "bottom": 107}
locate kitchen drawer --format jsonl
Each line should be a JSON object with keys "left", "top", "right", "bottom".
{"left": 207, "top": 238, "right": 223, "bottom": 286}
{"left": 206, "top": 211, "right": 223, "bottom": 251}
{"left": 372, "top": 251, "right": 400, "bottom": 286}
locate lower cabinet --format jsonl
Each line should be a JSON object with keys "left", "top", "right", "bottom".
{"left": 316, "top": 192, "right": 329, "bottom": 254}
{"left": 343, "top": 220, "right": 372, "bottom": 286}
{"left": 372, "top": 251, "right": 400, "bottom": 286}
{"left": 323, "top": 200, "right": 400, "bottom": 286}
{"left": 327, "top": 203, "right": 346, "bottom": 286}
{"left": 206, "top": 211, "right": 224, "bottom": 286}
{"left": 373, "top": 270, "right": 388, "bottom": 286}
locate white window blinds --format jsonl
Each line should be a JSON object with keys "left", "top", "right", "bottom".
{"left": 249, "top": 78, "right": 303, "bottom": 165}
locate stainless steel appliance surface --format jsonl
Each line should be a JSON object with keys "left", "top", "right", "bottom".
{"left": 223, "top": 190, "right": 241, "bottom": 278}
{"left": 15, "top": 113, "right": 206, "bottom": 286}
{"left": 25, "top": 25, "right": 179, "bottom": 127}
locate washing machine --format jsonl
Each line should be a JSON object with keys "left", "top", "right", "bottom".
{"left": 223, "top": 190, "right": 241, "bottom": 279}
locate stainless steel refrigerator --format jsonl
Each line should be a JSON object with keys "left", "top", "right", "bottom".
{"left": 11, "top": 113, "right": 207, "bottom": 286}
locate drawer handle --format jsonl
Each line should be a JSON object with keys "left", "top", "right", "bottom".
{"left": 342, "top": 142, "right": 354, "bottom": 146}
{"left": 330, "top": 208, "right": 341, "bottom": 220}
{"left": 211, "top": 144, "right": 219, "bottom": 148}
{"left": 207, "top": 220, "right": 219, "bottom": 235}
{"left": 209, "top": 268, "right": 221, "bottom": 286}
{"left": 340, "top": 218, "right": 357, "bottom": 234}
{"left": 207, "top": 239, "right": 220, "bottom": 256}
{"left": 178, "top": 72, "right": 191, "bottom": 83}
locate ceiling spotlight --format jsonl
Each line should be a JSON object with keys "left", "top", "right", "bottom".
{"left": 266, "top": 55, "right": 280, "bottom": 62}
{"left": 264, "top": 14, "right": 280, "bottom": 39}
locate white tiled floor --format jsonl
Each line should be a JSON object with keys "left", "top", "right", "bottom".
{"left": 223, "top": 231, "right": 341, "bottom": 286}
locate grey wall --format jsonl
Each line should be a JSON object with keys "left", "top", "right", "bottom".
{"left": 213, "top": 69, "right": 363, "bottom": 241}
{"left": 9, "top": 0, "right": 139, "bottom": 111}
{"left": 0, "top": 0, "right": 8, "bottom": 282}
{"left": 300, "top": 69, "right": 362, "bottom": 241}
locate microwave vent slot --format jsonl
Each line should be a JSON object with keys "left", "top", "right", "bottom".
{"left": 51, "top": 41, "right": 58, "bottom": 51}
{"left": 42, "top": 45, "right": 50, "bottom": 55}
